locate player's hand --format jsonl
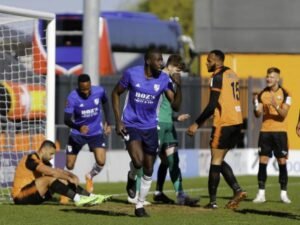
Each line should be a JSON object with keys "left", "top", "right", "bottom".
{"left": 296, "top": 122, "right": 300, "bottom": 137}
{"left": 115, "top": 121, "right": 128, "bottom": 139}
{"left": 80, "top": 125, "right": 89, "bottom": 134}
{"left": 186, "top": 123, "right": 199, "bottom": 136}
{"left": 270, "top": 94, "right": 279, "bottom": 110}
{"left": 104, "top": 123, "right": 112, "bottom": 135}
{"left": 171, "top": 72, "right": 181, "bottom": 86}
{"left": 68, "top": 175, "right": 79, "bottom": 186}
{"left": 177, "top": 114, "right": 190, "bottom": 122}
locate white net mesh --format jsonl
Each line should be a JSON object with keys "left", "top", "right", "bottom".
{"left": 0, "top": 13, "right": 48, "bottom": 202}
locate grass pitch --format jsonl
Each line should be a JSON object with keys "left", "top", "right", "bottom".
{"left": 0, "top": 176, "right": 299, "bottom": 225}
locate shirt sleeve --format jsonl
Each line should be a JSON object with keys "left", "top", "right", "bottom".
{"left": 119, "top": 69, "right": 131, "bottom": 89}
{"left": 64, "top": 94, "right": 75, "bottom": 114}
{"left": 25, "top": 153, "right": 42, "bottom": 171}
{"left": 210, "top": 73, "right": 222, "bottom": 92}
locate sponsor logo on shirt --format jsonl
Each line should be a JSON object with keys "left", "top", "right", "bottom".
{"left": 81, "top": 107, "right": 99, "bottom": 117}
{"left": 135, "top": 83, "right": 141, "bottom": 87}
{"left": 134, "top": 91, "right": 155, "bottom": 104}
{"left": 79, "top": 103, "right": 84, "bottom": 107}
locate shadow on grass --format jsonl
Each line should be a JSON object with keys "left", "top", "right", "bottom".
{"left": 60, "top": 208, "right": 129, "bottom": 217}
{"left": 235, "top": 209, "right": 300, "bottom": 220}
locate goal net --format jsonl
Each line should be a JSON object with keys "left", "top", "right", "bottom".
{"left": 0, "top": 6, "right": 55, "bottom": 202}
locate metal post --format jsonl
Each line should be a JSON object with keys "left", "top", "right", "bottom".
{"left": 83, "top": 0, "right": 100, "bottom": 85}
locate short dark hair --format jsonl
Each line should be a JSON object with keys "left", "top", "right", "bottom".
{"left": 78, "top": 74, "right": 91, "bottom": 84}
{"left": 144, "top": 47, "right": 161, "bottom": 62}
{"left": 210, "top": 49, "right": 225, "bottom": 62}
{"left": 267, "top": 67, "right": 280, "bottom": 74}
{"left": 39, "top": 140, "right": 56, "bottom": 151}
{"left": 166, "top": 54, "right": 185, "bottom": 70}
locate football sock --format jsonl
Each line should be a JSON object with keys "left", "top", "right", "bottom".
{"left": 168, "top": 152, "right": 183, "bottom": 192}
{"left": 137, "top": 175, "right": 152, "bottom": 209}
{"left": 49, "top": 179, "right": 76, "bottom": 199}
{"left": 257, "top": 163, "right": 267, "bottom": 189}
{"left": 156, "top": 162, "right": 168, "bottom": 192}
{"left": 208, "top": 164, "right": 221, "bottom": 203}
{"left": 88, "top": 163, "right": 103, "bottom": 178}
{"left": 221, "top": 161, "right": 242, "bottom": 193}
{"left": 136, "top": 167, "right": 143, "bottom": 193}
{"left": 279, "top": 164, "right": 288, "bottom": 190}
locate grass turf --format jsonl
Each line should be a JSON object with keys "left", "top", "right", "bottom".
{"left": 0, "top": 176, "right": 299, "bottom": 225}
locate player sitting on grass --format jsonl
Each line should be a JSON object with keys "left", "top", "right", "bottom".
{"left": 11, "top": 140, "right": 111, "bottom": 206}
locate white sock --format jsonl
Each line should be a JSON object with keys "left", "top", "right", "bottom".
{"left": 136, "top": 175, "right": 152, "bottom": 209}
{"left": 280, "top": 190, "right": 287, "bottom": 196}
{"left": 88, "top": 163, "right": 103, "bottom": 178}
{"left": 258, "top": 189, "right": 265, "bottom": 195}
{"left": 73, "top": 194, "right": 80, "bottom": 202}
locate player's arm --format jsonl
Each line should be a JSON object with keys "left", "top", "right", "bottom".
{"left": 165, "top": 75, "right": 182, "bottom": 112}
{"left": 296, "top": 109, "right": 300, "bottom": 137}
{"left": 271, "top": 94, "right": 291, "bottom": 119}
{"left": 64, "top": 95, "right": 81, "bottom": 131}
{"left": 186, "top": 90, "right": 220, "bottom": 136}
{"left": 111, "top": 83, "right": 127, "bottom": 136}
{"left": 170, "top": 73, "right": 182, "bottom": 112}
{"left": 101, "top": 91, "right": 113, "bottom": 135}
{"left": 26, "top": 154, "right": 79, "bottom": 185}
{"left": 253, "top": 93, "right": 263, "bottom": 117}
{"left": 64, "top": 112, "right": 80, "bottom": 130}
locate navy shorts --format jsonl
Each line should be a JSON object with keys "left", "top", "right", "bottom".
{"left": 66, "top": 133, "right": 107, "bottom": 155}
{"left": 258, "top": 132, "right": 288, "bottom": 158}
{"left": 124, "top": 127, "right": 159, "bottom": 155}
{"left": 210, "top": 124, "right": 242, "bottom": 149}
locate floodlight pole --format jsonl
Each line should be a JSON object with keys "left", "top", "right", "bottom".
{"left": 83, "top": 0, "right": 100, "bottom": 85}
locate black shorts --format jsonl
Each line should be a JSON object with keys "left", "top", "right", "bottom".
{"left": 13, "top": 181, "right": 52, "bottom": 205}
{"left": 210, "top": 124, "right": 242, "bottom": 149}
{"left": 258, "top": 132, "right": 289, "bottom": 158}
{"left": 124, "top": 127, "right": 159, "bottom": 155}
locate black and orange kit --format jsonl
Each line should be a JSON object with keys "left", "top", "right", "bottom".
{"left": 209, "top": 67, "right": 243, "bottom": 149}
{"left": 257, "top": 86, "right": 291, "bottom": 158}
{"left": 11, "top": 153, "right": 52, "bottom": 204}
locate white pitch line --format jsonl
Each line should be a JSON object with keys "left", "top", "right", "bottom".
{"left": 111, "top": 181, "right": 300, "bottom": 197}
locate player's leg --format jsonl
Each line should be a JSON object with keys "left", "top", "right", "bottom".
{"left": 274, "top": 132, "right": 291, "bottom": 203}
{"left": 153, "top": 122, "right": 172, "bottom": 203}
{"left": 153, "top": 152, "right": 173, "bottom": 203}
{"left": 134, "top": 127, "right": 158, "bottom": 217}
{"left": 253, "top": 132, "right": 272, "bottom": 203}
{"left": 61, "top": 134, "right": 83, "bottom": 203}
{"left": 85, "top": 145, "right": 106, "bottom": 193}
{"left": 205, "top": 147, "right": 227, "bottom": 209}
{"left": 86, "top": 134, "right": 107, "bottom": 179}
{"left": 221, "top": 160, "right": 243, "bottom": 194}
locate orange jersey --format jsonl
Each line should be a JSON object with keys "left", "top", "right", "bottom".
{"left": 258, "top": 86, "right": 291, "bottom": 132}
{"left": 11, "top": 153, "right": 46, "bottom": 198}
{"left": 211, "top": 67, "right": 243, "bottom": 127}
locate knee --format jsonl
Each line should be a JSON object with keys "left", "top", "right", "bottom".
{"left": 95, "top": 159, "right": 105, "bottom": 167}
{"left": 143, "top": 167, "right": 153, "bottom": 177}
{"left": 66, "top": 162, "right": 75, "bottom": 170}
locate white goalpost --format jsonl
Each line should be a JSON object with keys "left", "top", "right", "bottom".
{"left": 0, "top": 5, "right": 55, "bottom": 202}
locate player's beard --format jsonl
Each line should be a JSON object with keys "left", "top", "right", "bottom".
{"left": 208, "top": 64, "right": 216, "bottom": 72}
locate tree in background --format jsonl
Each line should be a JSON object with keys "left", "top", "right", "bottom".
{"left": 137, "top": 0, "right": 198, "bottom": 75}
{"left": 137, "top": 0, "right": 194, "bottom": 37}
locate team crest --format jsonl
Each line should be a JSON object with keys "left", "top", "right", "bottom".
{"left": 94, "top": 98, "right": 99, "bottom": 105}
{"left": 154, "top": 84, "right": 160, "bottom": 92}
